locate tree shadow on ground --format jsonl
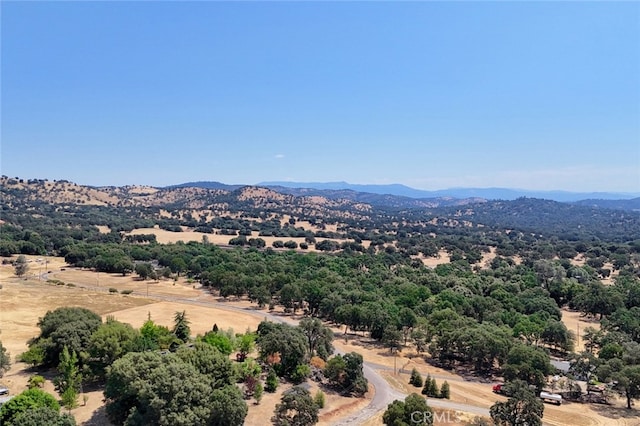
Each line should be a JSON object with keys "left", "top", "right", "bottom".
{"left": 83, "top": 405, "right": 112, "bottom": 426}
{"left": 591, "top": 404, "right": 639, "bottom": 421}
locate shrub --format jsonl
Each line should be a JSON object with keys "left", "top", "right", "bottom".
{"left": 18, "top": 345, "right": 45, "bottom": 367}
{"left": 284, "top": 240, "right": 298, "bottom": 249}
{"left": 120, "top": 289, "right": 133, "bottom": 295}
{"left": 291, "top": 364, "right": 310, "bottom": 384}
{"left": 409, "top": 368, "right": 423, "bottom": 387}
{"left": 314, "top": 390, "right": 325, "bottom": 408}
{"left": 254, "top": 381, "right": 263, "bottom": 405}
{"left": 108, "top": 288, "right": 118, "bottom": 293}
{"left": 28, "top": 375, "right": 45, "bottom": 389}
{"left": 310, "top": 356, "right": 326, "bottom": 370}
{"left": 265, "top": 369, "right": 278, "bottom": 392}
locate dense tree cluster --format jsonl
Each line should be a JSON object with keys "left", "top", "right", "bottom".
{"left": 19, "top": 307, "right": 102, "bottom": 368}
{"left": 18, "top": 233, "right": 639, "bottom": 406}
{"left": 324, "top": 352, "right": 368, "bottom": 396}
{"left": 104, "top": 345, "right": 245, "bottom": 426}
{"left": 383, "top": 393, "right": 433, "bottom": 425}
{"left": 272, "top": 386, "right": 319, "bottom": 426}
{"left": 14, "top": 306, "right": 260, "bottom": 425}
{"left": 490, "top": 380, "right": 544, "bottom": 426}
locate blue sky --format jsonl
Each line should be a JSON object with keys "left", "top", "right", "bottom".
{"left": 2, "top": 1, "right": 639, "bottom": 192}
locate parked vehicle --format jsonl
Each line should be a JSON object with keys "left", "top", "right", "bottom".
{"left": 587, "top": 383, "right": 606, "bottom": 393}
{"left": 492, "top": 383, "right": 507, "bottom": 395}
{"left": 540, "top": 391, "right": 562, "bottom": 405}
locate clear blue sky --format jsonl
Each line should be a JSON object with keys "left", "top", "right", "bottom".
{"left": 2, "top": 1, "right": 639, "bottom": 192}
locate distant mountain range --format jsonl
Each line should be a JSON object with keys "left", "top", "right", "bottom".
{"left": 258, "top": 181, "right": 640, "bottom": 203}
{"left": 167, "top": 181, "right": 640, "bottom": 211}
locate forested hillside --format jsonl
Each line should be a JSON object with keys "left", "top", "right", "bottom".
{"left": 2, "top": 176, "right": 640, "bottom": 422}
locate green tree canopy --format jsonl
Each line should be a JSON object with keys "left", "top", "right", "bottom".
{"left": 0, "top": 388, "right": 61, "bottom": 426}
{"left": 28, "top": 307, "right": 102, "bottom": 367}
{"left": 104, "top": 351, "right": 245, "bottom": 426}
{"left": 88, "top": 318, "right": 139, "bottom": 379}
{"left": 299, "top": 317, "right": 334, "bottom": 360}
{"left": 502, "top": 344, "right": 553, "bottom": 390}
{"left": 257, "top": 321, "right": 308, "bottom": 378}
{"left": 14, "top": 254, "right": 29, "bottom": 277}
{"left": 383, "top": 393, "right": 433, "bottom": 426}
{"left": 324, "top": 352, "right": 368, "bottom": 396}
{"left": 490, "top": 380, "right": 544, "bottom": 426}
{"left": 272, "top": 386, "right": 319, "bottom": 426}
{"left": 172, "top": 310, "right": 191, "bottom": 343}
{"left": 12, "top": 406, "right": 76, "bottom": 426}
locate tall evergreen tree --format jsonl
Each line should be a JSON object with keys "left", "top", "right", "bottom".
{"left": 172, "top": 310, "right": 191, "bottom": 342}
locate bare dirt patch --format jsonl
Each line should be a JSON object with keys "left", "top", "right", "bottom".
{"left": 95, "top": 225, "right": 111, "bottom": 234}
{"left": 109, "top": 301, "right": 262, "bottom": 335}
{"left": 124, "top": 227, "right": 367, "bottom": 253}
{"left": 561, "top": 308, "right": 601, "bottom": 353}
{"left": 412, "top": 250, "right": 452, "bottom": 268}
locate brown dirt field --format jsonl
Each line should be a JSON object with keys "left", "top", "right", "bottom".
{"left": 412, "top": 250, "right": 452, "bottom": 268}
{"left": 108, "top": 301, "right": 262, "bottom": 335}
{"left": 95, "top": 225, "right": 111, "bottom": 234}
{"left": 52, "top": 268, "right": 204, "bottom": 299}
{"left": 561, "top": 308, "right": 601, "bottom": 353}
{"left": 125, "top": 227, "right": 366, "bottom": 252}
{"left": 479, "top": 246, "right": 498, "bottom": 269}
{"left": 571, "top": 255, "right": 587, "bottom": 267}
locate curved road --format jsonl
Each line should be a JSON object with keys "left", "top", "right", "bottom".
{"left": 66, "top": 280, "right": 496, "bottom": 424}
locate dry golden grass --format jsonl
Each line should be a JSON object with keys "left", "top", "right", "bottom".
{"left": 0, "top": 259, "right": 374, "bottom": 425}
{"left": 411, "top": 250, "right": 452, "bottom": 268}
{"left": 109, "top": 301, "right": 262, "bottom": 336}
{"left": 95, "top": 225, "right": 111, "bottom": 234}
{"left": 561, "top": 308, "right": 601, "bottom": 353}
{"left": 124, "top": 227, "right": 367, "bottom": 252}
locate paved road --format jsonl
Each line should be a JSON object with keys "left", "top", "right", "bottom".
{"left": 61, "top": 281, "right": 504, "bottom": 424}
{"left": 331, "top": 361, "right": 406, "bottom": 425}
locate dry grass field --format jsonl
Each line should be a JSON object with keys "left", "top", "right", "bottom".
{"left": 0, "top": 256, "right": 373, "bottom": 425}
{"left": 2, "top": 255, "right": 638, "bottom": 426}
{"left": 560, "top": 308, "right": 601, "bottom": 353}
{"left": 125, "top": 227, "right": 370, "bottom": 251}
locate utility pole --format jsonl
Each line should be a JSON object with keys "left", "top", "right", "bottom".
{"left": 393, "top": 348, "right": 397, "bottom": 375}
